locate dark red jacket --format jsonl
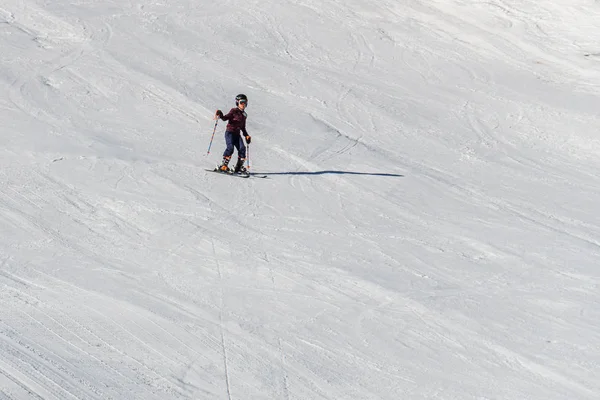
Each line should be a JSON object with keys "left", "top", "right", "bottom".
{"left": 219, "top": 108, "right": 248, "bottom": 135}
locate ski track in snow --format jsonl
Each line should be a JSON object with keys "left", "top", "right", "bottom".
{"left": 1, "top": 0, "right": 600, "bottom": 399}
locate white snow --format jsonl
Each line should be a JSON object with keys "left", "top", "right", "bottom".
{"left": 1, "top": 1, "right": 599, "bottom": 399}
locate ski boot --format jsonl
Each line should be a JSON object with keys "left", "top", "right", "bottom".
{"left": 217, "top": 156, "right": 232, "bottom": 174}
{"left": 233, "top": 158, "right": 249, "bottom": 176}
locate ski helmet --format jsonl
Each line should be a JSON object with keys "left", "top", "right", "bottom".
{"left": 235, "top": 93, "right": 248, "bottom": 106}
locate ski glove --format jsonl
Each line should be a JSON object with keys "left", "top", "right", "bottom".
{"left": 245, "top": 135, "right": 251, "bottom": 144}
{"left": 215, "top": 110, "right": 223, "bottom": 119}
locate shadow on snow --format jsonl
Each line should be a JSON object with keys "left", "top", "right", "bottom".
{"left": 253, "top": 170, "right": 403, "bottom": 177}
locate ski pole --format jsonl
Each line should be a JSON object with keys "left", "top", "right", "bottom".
{"left": 206, "top": 120, "right": 218, "bottom": 155}
{"left": 246, "top": 143, "right": 251, "bottom": 171}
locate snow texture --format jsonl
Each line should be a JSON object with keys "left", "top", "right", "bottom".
{"left": 1, "top": 0, "right": 599, "bottom": 399}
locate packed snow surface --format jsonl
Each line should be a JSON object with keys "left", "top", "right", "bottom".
{"left": 1, "top": 1, "right": 599, "bottom": 399}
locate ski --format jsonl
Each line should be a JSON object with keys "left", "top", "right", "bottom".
{"left": 206, "top": 169, "right": 268, "bottom": 179}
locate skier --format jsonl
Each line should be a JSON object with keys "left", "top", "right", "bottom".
{"left": 214, "top": 94, "right": 252, "bottom": 174}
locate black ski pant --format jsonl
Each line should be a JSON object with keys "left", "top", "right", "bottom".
{"left": 222, "top": 131, "right": 246, "bottom": 159}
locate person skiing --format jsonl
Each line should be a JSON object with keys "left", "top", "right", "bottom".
{"left": 214, "top": 94, "right": 252, "bottom": 174}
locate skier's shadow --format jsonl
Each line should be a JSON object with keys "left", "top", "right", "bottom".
{"left": 254, "top": 170, "right": 403, "bottom": 177}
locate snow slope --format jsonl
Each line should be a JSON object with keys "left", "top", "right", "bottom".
{"left": 1, "top": 0, "right": 599, "bottom": 399}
